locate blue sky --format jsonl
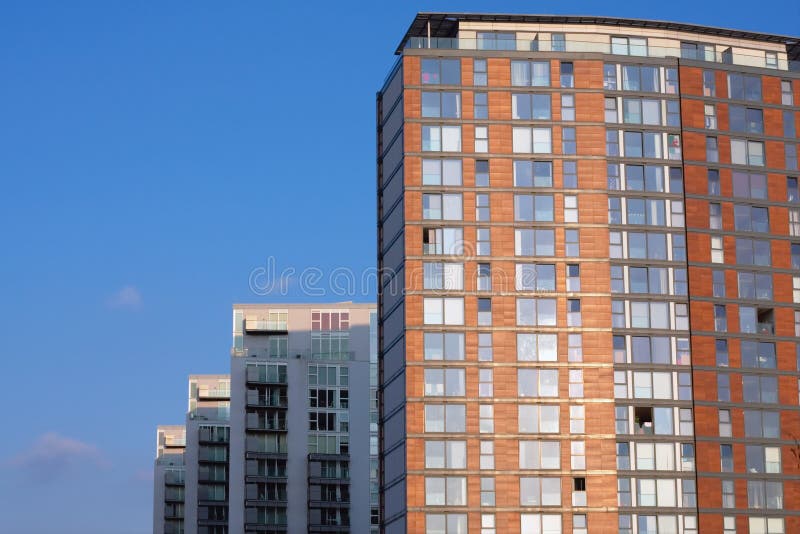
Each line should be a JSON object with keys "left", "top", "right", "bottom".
{"left": 0, "top": 0, "right": 797, "bottom": 531}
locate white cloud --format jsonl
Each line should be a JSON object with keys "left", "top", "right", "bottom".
{"left": 5, "top": 432, "right": 110, "bottom": 483}
{"left": 106, "top": 285, "right": 143, "bottom": 309}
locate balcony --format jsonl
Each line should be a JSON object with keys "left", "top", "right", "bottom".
{"left": 163, "top": 436, "right": 186, "bottom": 448}
{"left": 164, "top": 471, "right": 185, "bottom": 485}
{"left": 757, "top": 322, "right": 775, "bottom": 335}
{"left": 245, "top": 507, "right": 288, "bottom": 530}
{"left": 164, "top": 523, "right": 185, "bottom": 534}
{"left": 247, "top": 413, "right": 288, "bottom": 432}
{"left": 245, "top": 318, "right": 288, "bottom": 334}
{"left": 198, "top": 450, "right": 228, "bottom": 463}
{"left": 246, "top": 391, "right": 288, "bottom": 409}
{"left": 246, "top": 366, "right": 288, "bottom": 385}
{"left": 405, "top": 37, "right": 800, "bottom": 72}
{"left": 165, "top": 488, "right": 185, "bottom": 502}
{"left": 308, "top": 526, "right": 350, "bottom": 534}
{"left": 197, "top": 387, "right": 230, "bottom": 400}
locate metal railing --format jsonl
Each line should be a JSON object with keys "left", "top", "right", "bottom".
{"left": 245, "top": 319, "right": 288, "bottom": 332}
{"left": 406, "top": 37, "right": 800, "bottom": 72}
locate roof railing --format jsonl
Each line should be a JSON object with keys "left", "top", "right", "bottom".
{"left": 406, "top": 37, "right": 800, "bottom": 72}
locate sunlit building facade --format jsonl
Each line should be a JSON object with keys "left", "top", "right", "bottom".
{"left": 377, "top": 13, "right": 800, "bottom": 534}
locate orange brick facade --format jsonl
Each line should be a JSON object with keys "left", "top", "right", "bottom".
{"left": 378, "top": 15, "right": 800, "bottom": 534}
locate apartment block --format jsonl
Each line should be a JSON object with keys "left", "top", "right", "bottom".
{"left": 228, "top": 302, "right": 378, "bottom": 533}
{"left": 185, "top": 375, "right": 231, "bottom": 533}
{"left": 377, "top": 13, "right": 800, "bottom": 534}
{"left": 153, "top": 302, "right": 378, "bottom": 534}
{"left": 154, "top": 425, "right": 187, "bottom": 534}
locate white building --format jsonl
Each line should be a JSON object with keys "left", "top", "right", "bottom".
{"left": 154, "top": 302, "right": 378, "bottom": 534}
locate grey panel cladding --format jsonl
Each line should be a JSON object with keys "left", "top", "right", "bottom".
{"left": 381, "top": 66, "right": 403, "bottom": 123}
{"left": 381, "top": 336, "right": 405, "bottom": 381}
{"left": 381, "top": 224, "right": 405, "bottom": 272}
{"left": 382, "top": 382, "right": 406, "bottom": 443}
{"left": 381, "top": 99, "right": 404, "bottom": 148}
{"left": 383, "top": 441, "right": 406, "bottom": 485}
{"left": 383, "top": 480, "right": 407, "bottom": 526}
{"left": 381, "top": 132, "right": 404, "bottom": 182}
{"left": 380, "top": 164, "right": 404, "bottom": 220}
{"left": 382, "top": 370, "right": 406, "bottom": 421}
{"left": 381, "top": 199, "right": 404, "bottom": 255}
{"left": 382, "top": 301, "right": 404, "bottom": 349}
{"left": 381, "top": 264, "right": 404, "bottom": 316}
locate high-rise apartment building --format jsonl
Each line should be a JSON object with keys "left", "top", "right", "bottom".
{"left": 185, "top": 375, "right": 232, "bottom": 533}
{"left": 377, "top": 13, "right": 800, "bottom": 534}
{"left": 154, "top": 425, "right": 187, "bottom": 534}
{"left": 228, "top": 302, "right": 378, "bottom": 533}
{"left": 153, "top": 302, "right": 378, "bottom": 534}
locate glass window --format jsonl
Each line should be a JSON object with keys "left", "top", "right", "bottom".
{"left": 562, "top": 127, "right": 576, "bottom": 155}
{"left": 513, "top": 160, "right": 553, "bottom": 187}
{"left": 511, "top": 60, "right": 550, "bottom": 87}
{"left": 606, "top": 129, "right": 620, "bottom": 156}
{"left": 787, "top": 143, "right": 798, "bottom": 171}
{"left": 728, "top": 73, "right": 762, "bottom": 102}
{"left": 474, "top": 159, "right": 489, "bottom": 187}
{"left": 707, "top": 136, "right": 719, "bottom": 162}
{"left": 703, "top": 70, "right": 715, "bottom": 97}
{"left": 422, "top": 125, "right": 462, "bottom": 152}
{"left": 473, "top": 92, "right": 488, "bottom": 119}
{"left": 605, "top": 96, "right": 618, "bottom": 123}
{"left": 782, "top": 80, "right": 794, "bottom": 106}
{"left": 423, "top": 159, "right": 462, "bottom": 186}
{"left": 422, "top": 91, "right": 461, "bottom": 118}
{"left": 519, "top": 439, "right": 561, "bottom": 467}
{"left": 477, "top": 31, "right": 515, "bottom": 51}
{"left": 423, "top": 227, "right": 464, "bottom": 256}
{"left": 564, "top": 162, "right": 581, "bottom": 189}
{"left": 516, "top": 298, "right": 557, "bottom": 326}
{"left": 561, "top": 93, "right": 575, "bottom": 121}
{"left": 425, "top": 476, "right": 466, "bottom": 505}
{"left": 729, "top": 105, "right": 764, "bottom": 134}
{"left": 424, "top": 332, "right": 465, "bottom": 361}
{"left": 733, "top": 171, "right": 768, "bottom": 199}
{"left": 512, "top": 93, "right": 552, "bottom": 120}
{"left": 565, "top": 229, "right": 579, "bottom": 257}
{"left": 425, "top": 440, "right": 466, "bottom": 468}
{"left": 517, "top": 333, "right": 557, "bottom": 362}
{"left": 551, "top": 33, "right": 566, "bottom": 51}
{"left": 666, "top": 100, "right": 680, "bottom": 127}
{"left": 474, "top": 126, "right": 488, "bottom": 153}
{"left": 514, "top": 194, "right": 554, "bottom": 221}
{"left": 473, "top": 59, "right": 487, "bottom": 86}
{"left": 705, "top": 104, "right": 717, "bottom": 129}
{"left": 708, "top": 169, "right": 720, "bottom": 195}
{"left": 424, "top": 368, "right": 465, "bottom": 397}
{"left": 612, "top": 36, "right": 648, "bottom": 56}
{"left": 513, "top": 127, "right": 552, "bottom": 153}
{"left": 423, "top": 262, "right": 464, "bottom": 290}
{"left": 515, "top": 229, "right": 555, "bottom": 256}
{"left": 516, "top": 264, "right": 556, "bottom": 292}
{"left": 783, "top": 110, "right": 795, "bottom": 139}
{"left": 422, "top": 59, "right": 461, "bottom": 85}
{"left": 604, "top": 63, "right": 617, "bottom": 90}
{"left": 424, "top": 404, "right": 465, "bottom": 432}
{"left": 560, "top": 61, "right": 574, "bottom": 88}
{"left": 423, "top": 297, "right": 464, "bottom": 325}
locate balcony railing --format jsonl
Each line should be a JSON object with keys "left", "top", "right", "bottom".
{"left": 197, "top": 387, "right": 230, "bottom": 399}
{"left": 164, "top": 471, "right": 185, "bottom": 485}
{"left": 406, "top": 37, "right": 800, "bottom": 72}
{"left": 757, "top": 322, "right": 775, "bottom": 335}
{"left": 245, "top": 319, "right": 288, "bottom": 333}
{"left": 246, "top": 393, "right": 288, "bottom": 409}
{"left": 247, "top": 413, "right": 288, "bottom": 432}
